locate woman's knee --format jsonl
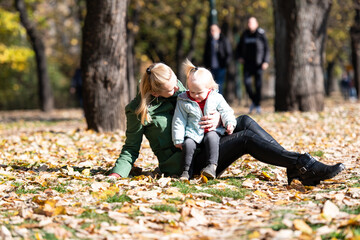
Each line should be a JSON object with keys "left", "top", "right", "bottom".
{"left": 236, "top": 115, "right": 254, "bottom": 131}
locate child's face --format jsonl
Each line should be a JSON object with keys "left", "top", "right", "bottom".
{"left": 188, "top": 80, "right": 209, "bottom": 102}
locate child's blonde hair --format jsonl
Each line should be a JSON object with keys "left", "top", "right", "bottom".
{"left": 136, "top": 63, "right": 176, "bottom": 125}
{"left": 183, "top": 59, "right": 218, "bottom": 90}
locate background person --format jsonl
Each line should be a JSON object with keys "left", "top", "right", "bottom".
{"left": 203, "top": 24, "right": 232, "bottom": 95}
{"left": 236, "top": 17, "right": 269, "bottom": 114}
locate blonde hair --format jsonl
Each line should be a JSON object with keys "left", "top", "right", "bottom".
{"left": 183, "top": 59, "right": 218, "bottom": 90}
{"left": 136, "top": 63, "right": 176, "bottom": 125}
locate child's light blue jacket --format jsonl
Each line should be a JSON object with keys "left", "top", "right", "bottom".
{"left": 172, "top": 90, "right": 237, "bottom": 145}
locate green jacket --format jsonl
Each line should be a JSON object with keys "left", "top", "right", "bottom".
{"left": 110, "top": 81, "right": 186, "bottom": 177}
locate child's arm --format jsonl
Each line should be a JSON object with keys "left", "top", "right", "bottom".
{"left": 216, "top": 94, "right": 237, "bottom": 133}
{"left": 172, "top": 99, "right": 188, "bottom": 147}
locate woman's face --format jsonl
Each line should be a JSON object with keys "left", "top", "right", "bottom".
{"left": 153, "top": 74, "right": 179, "bottom": 98}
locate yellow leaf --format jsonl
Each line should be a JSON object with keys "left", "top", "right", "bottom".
{"left": 293, "top": 219, "right": 312, "bottom": 234}
{"left": 248, "top": 231, "right": 260, "bottom": 239}
{"left": 200, "top": 175, "right": 208, "bottom": 183}
{"left": 261, "top": 171, "right": 272, "bottom": 180}
{"left": 53, "top": 206, "right": 66, "bottom": 216}
{"left": 253, "top": 190, "right": 268, "bottom": 198}
{"left": 0, "top": 173, "right": 16, "bottom": 180}
{"left": 35, "top": 232, "right": 43, "bottom": 240}
{"left": 82, "top": 168, "right": 90, "bottom": 176}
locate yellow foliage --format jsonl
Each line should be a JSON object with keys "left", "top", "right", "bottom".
{"left": 0, "top": 9, "right": 25, "bottom": 35}
{"left": 0, "top": 44, "right": 34, "bottom": 71}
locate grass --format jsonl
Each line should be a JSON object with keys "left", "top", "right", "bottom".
{"left": 310, "top": 150, "right": 325, "bottom": 157}
{"left": 341, "top": 206, "right": 360, "bottom": 215}
{"left": 268, "top": 209, "right": 296, "bottom": 231}
{"left": 78, "top": 209, "right": 116, "bottom": 224}
{"left": 166, "top": 197, "right": 183, "bottom": 204}
{"left": 13, "top": 182, "right": 39, "bottom": 195}
{"left": 129, "top": 209, "right": 144, "bottom": 218}
{"left": 105, "top": 193, "right": 132, "bottom": 203}
{"left": 53, "top": 184, "right": 69, "bottom": 194}
{"left": 171, "top": 180, "right": 250, "bottom": 203}
{"left": 150, "top": 204, "right": 178, "bottom": 213}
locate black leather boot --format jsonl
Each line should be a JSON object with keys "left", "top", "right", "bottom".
{"left": 287, "top": 153, "right": 345, "bottom": 186}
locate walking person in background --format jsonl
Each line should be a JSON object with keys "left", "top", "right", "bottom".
{"left": 70, "top": 67, "right": 83, "bottom": 108}
{"left": 172, "top": 59, "right": 237, "bottom": 180}
{"left": 236, "top": 17, "right": 269, "bottom": 114}
{"left": 203, "top": 24, "right": 232, "bottom": 95}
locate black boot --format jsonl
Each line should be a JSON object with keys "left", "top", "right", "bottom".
{"left": 287, "top": 153, "right": 345, "bottom": 186}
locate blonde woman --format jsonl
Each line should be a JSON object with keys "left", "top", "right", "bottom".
{"left": 109, "top": 62, "right": 344, "bottom": 186}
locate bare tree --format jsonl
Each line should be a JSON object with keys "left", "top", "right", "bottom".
{"left": 273, "top": 0, "right": 332, "bottom": 111}
{"left": 15, "top": 0, "right": 54, "bottom": 112}
{"left": 81, "top": 0, "right": 129, "bottom": 132}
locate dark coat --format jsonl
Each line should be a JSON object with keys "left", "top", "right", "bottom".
{"left": 236, "top": 28, "right": 269, "bottom": 68}
{"left": 203, "top": 34, "right": 232, "bottom": 69}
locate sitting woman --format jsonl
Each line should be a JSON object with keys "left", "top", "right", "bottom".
{"left": 108, "top": 62, "right": 344, "bottom": 186}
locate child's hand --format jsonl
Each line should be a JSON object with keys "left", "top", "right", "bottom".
{"left": 175, "top": 144, "right": 183, "bottom": 150}
{"left": 226, "top": 125, "right": 234, "bottom": 135}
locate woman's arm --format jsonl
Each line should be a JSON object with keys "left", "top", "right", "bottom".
{"left": 109, "top": 106, "right": 144, "bottom": 178}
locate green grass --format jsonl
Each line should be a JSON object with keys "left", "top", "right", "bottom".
{"left": 270, "top": 221, "right": 288, "bottom": 231}
{"left": 227, "top": 178, "right": 244, "bottom": 188}
{"left": 171, "top": 180, "right": 250, "bottom": 203}
{"left": 150, "top": 204, "right": 178, "bottom": 213}
{"left": 78, "top": 209, "right": 116, "bottom": 224}
{"left": 14, "top": 183, "right": 39, "bottom": 195}
{"left": 166, "top": 197, "right": 183, "bottom": 204}
{"left": 53, "top": 184, "right": 69, "bottom": 193}
{"left": 310, "top": 150, "right": 324, "bottom": 157}
{"left": 321, "top": 231, "right": 346, "bottom": 240}
{"left": 105, "top": 194, "right": 132, "bottom": 203}
{"left": 43, "top": 232, "right": 58, "bottom": 240}
{"left": 203, "top": 188, "right": 248, "bottom": 200}
{"left": 201, "top": 179, "right": 220, "bottom": 186}
{"left": 129, "top": 209, "right": 144, "bottom": 218}
{"left": 341, "top": 206, "right": 360, "bottom": 215}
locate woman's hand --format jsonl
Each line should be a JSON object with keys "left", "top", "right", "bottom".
{"left": 175, "top": 144, "right": 183, "bottom": 150}
{"left": 199, "top": 111, "right": 221, "bottom": 131}
{"left": 108, "top": 173, "right": 121, "bottom": 179}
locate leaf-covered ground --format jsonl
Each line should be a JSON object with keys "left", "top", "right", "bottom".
{"left": 0, "top": 98, "right": 359, "bottom": 240}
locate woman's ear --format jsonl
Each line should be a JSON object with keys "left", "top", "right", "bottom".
{"left": 151, "top": 91, "right": 160, "bottom": 97}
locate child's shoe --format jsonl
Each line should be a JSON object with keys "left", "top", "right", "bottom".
{"left": 201, "top": 164, "right": 217, "bottom": 179}
{"left": 180, "top": 171, "right": 190, "bottom": 180}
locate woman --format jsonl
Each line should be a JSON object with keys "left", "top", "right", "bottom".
{"left": 109, "top": 63, "right": 344, "bottom": 186}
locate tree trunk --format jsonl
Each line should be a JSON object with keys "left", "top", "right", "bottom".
{"left": 273, "top": 0, "right": 331, "bottom": 111}
{"left": 15, "top": 0, "right": 54, "bottom": 112}
{"left": 126, "top": 1, "right": 140, "bottom": 101}
{"left": 81, "top": 0, "right": 129, "bottom": 132}
{"left": 350, "top": 6, "right": 360, "bottom": 99}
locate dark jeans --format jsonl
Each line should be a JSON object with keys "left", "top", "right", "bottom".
{"left": 211, "top": 68, "right": 227, "bottom": 95}
{"left": 244, "top": 67, "right": 263, "bottom": 106}
{"left": 183, "top": 131, "right": 220, "bottom": 171}
{"left": 192, "top": 115, "right": 300, "bottom": 177}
